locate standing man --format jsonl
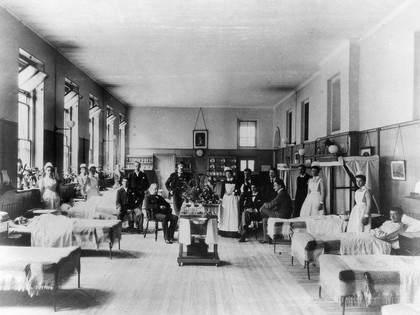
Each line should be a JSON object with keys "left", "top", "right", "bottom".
{"left": 262, "top": 167, "right": 279, "bottom": 202}
{"left": 127, "top": 161, "right": 149, "bottom": 211}
{"left": 165, "top": 161, "right": 192, "bottom": 215}
{"left": 259, "top": 178, "right": 293, "bottom": 244}
{"left": 293, "top": 164, "right": 312, "bottom": 218}
{"left": 116, "top": 176, "right": 144, "bottom": 233}
{"left": 239, "top": 168, "right": 256, "bottom": 217}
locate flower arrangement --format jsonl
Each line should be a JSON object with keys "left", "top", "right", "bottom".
{"left": 182, "top": 174, "right": 219, "bottom": 204}
{"left": 17, "top": 166, "right": 43, "bottom": 190}
{"left": 62, "top": 169, "right": 77, "bottom": 184}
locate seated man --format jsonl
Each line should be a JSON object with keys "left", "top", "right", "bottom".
{"left": 259, "top": 178, "right": 293, "bottom": 244}
{"left": 145, "top": 183, "right": 178, "bottom": 244}
{"left": 369, "top": 206, "right": 406, "bottom": 247}
{"left": 116, "top": 176, "right": 144, "bottom": 233}
{"left": 238, "top": 182, "right": 264, "bottom": 243}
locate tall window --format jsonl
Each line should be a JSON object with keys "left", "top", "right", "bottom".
{"left": 89, "top": 95, "right": 100, "bottom": 165}
{"left": 63, "top": 79, "right": 80, "bottom": 174}
{"left": 238, "top": 120, "right": 257, "bottom": 148}
{"left": 302, "top": 101, "right": 309, "bottom": 142}
{"left": 286, "top": 110, "right": 293, "bottom": 144}
{"left": 18, "top": 49, "right": 46, "bottom": 168}
{"left": 106, "top": 106, "right": 116, "bottom": 172}
{"left": 329, "top": 74, "right": 341, "bottom": 133}
{"left": 119, "top": 113, "right": 126, "bottom": 167}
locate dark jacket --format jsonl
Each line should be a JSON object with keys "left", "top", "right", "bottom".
{"left": 261, "top": 188, "right": 293, "bottom": 219}
{"left": 165, "top": 172, "right": 192, "bottom": 193}
{"left": 127, "top": 170, "right": 149, "bottom": 206}
{"left": 144, "top": 193, "right": 171, "bottom": 215}
{"left": 242, "top": 191, "right": 264, "bottom": 211}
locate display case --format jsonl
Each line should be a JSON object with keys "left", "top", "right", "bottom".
{"left": 126, "top": 155, "right": 154, "bottom": 170}
{"left": 207, "top": 156, "right": 237, "bottom": 177}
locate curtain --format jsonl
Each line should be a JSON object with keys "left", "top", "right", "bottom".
{"left": 342, "top": 155, "right": 380, "bottom": 213}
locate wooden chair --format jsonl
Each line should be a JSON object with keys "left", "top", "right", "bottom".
{"left": 143, "top": 209, "right": 160, "bottom": 241}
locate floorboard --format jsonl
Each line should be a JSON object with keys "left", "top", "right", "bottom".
{"left": 0, "top": 231, "right": 383, "bottom": 315}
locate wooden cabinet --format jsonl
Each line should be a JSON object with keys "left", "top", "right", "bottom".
{"left": 126, "top": 155, "right": 154, "bottom": 170}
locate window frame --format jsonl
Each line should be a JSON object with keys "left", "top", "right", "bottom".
{"left": 328, "top": 74, "right": 341, "bottom": 134}
{"left": 237, "top": 120, "right": 257, "bottom": 149}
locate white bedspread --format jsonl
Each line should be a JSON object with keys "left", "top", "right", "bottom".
{"left": 339, "top": 232, "right": 391, "bottom": 255}
{"left": 66, "top": 192, "right": 119, "bottom": 219}
{"left": 29, "top": 214, "right": 76, "bottom": 247}
{"left": 306, "top": 215, "right": 347, "bottom": 234}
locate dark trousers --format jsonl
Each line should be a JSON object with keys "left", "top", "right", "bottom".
{"left": 172, "top": 191, "right": 184, "bottom": 215}
{"left": 238, "top": 210, "right": 262, "bottom": 236}
{"left": 119, "top": 207, "right": 144, "bottom": 231}
{"left": 260, "top": 207, "right": 288, "bottom": 242}
{"left": 155, "top": 213, "right": 178, "bottom": 240}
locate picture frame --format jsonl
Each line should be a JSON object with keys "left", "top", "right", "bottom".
{"left": 193, "top": 129, "right": 208, "bottom": 149}
{"left": 391, "top": 160, "right": 406, "bottom": 181}
{"left": 360, "top": 146, "right": 373, "bottom": 156}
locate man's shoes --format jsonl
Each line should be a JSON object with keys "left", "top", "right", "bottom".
{"left": 165, "top": 239, "right": 173, "bottom": 244}
{"left": 238, "top": 237, "right": 246, "bottom": 243}
{"left": 259, "top": 239, "right": 272, "bottom": 244}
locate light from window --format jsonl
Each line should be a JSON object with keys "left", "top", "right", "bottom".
{"left": 238, "top": 120, "right": 257, "bottom": 148}
{"left": 329, "top": 75, "right": 341, "bottom": 133}
{"left": 240, "top": 159, "right": 255, "bottom": 171}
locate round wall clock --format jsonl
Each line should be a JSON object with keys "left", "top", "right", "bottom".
{"left": 195, "top": 149, "right": 204, "bottom": 157}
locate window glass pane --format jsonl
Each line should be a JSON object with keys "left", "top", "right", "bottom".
{"left": 239, "top": 121, "right": 256, "bottom": 147}
{"left": 18, "top": 103, "right": 29, "bottom": 139}
{"left": 248, "top": 160, "right": 255, "bottom": 171}
{"left": 18, "top": 139, "right": 31, "bottom": 167}
{"left": 331, "top": 78, "right": 341, "bottom": 132}
{"left": 240, "top": 160, "right": 247, "bottom": 171}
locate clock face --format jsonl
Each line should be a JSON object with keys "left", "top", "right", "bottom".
{"left": 196, "top": 149, "right": 204, "bottom": 157}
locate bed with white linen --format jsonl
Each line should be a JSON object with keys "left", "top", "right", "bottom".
{"left": 12, "top": 214, "right": 122, "bottom": 259}
{"left": 319, "top": 254, "right": 420, "bottom": 315}
{"left": 0, "top": 245, "right": 81, "bottom": 311}
{"left": 65, "top": 189, "right": 119, "bottom": 219}
{"left": 267, "top": 215, "right": 348, "bottom": 252}
{"left": 290, "top": 214, "right": 420, "bottom": 279}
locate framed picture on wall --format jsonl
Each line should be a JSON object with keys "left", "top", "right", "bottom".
{"left": 360, "top": 146, "right": 373, "bottom": 156}
{"left": 193, "top": 130, "right": 208, "bottom": 149}
{"left": 391, "top": 160, "right": 406, "bottom": 181}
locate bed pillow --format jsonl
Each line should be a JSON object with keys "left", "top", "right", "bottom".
{"left": 402, "top": 214, "right": 420, "bottom": 232}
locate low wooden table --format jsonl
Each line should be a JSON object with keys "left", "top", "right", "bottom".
{"left": 177, "top": 214, "right": 220, "bottom": 266}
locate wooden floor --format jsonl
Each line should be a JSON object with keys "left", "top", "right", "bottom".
{"left": 0, "top": 231, "right": 383, "bottom": 315}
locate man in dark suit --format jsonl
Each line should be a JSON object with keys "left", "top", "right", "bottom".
{"left": 293, "top": 164, "right": 312, "bottom": 218}
{"left": 259, "top": 178, "right": 293, "bottom": 243}
{"left": 145, "top": 183, "right": 178, "bottom": 244}
{"left": 165, "top": 161, "right": 192, "bottom": 215}
{"left": 238, "top": 182, "right": 264, "bottom": 242}
{"left": 116, "top": 177, "right": 144, "bottom": 233}
{"left": 261, "top": 167, "right": 279, "bottom": 202}
{"left": 127, "top": 161, "right": 149, "bottom": 210}
{"left": 238, "top": 168, "right": 258, "bottom": 217}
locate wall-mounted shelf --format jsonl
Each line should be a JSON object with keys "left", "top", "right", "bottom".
{"left": 126, "top": 155, "right": 154, "bottom": 170}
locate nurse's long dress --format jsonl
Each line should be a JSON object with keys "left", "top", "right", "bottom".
{"left": 39, "top": 177, "right": 60, "bottom": 209}
{"left": 219, "top": 181, "right": 240, "bottom": 235}
{"left": 347, "top": 186, "right": 371, "bottom": 233}
{"left": 300, "top": 176, "right": 324, "bottom": 217}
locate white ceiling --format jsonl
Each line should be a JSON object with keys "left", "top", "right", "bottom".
{"left": 0, "top": 0, "right": 407, "bottom": 108}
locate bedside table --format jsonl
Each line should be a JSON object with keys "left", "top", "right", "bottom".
{"left": 399, "top": 232, "right": 420, "bottom": 256}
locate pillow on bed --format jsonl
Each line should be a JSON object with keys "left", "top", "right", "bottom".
{"left": 402, "top": 214, "right": 420, "bottom": 233}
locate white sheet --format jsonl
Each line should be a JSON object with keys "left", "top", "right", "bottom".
{"left": 339, "top": 232, "right": 391, "bottom": 255}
